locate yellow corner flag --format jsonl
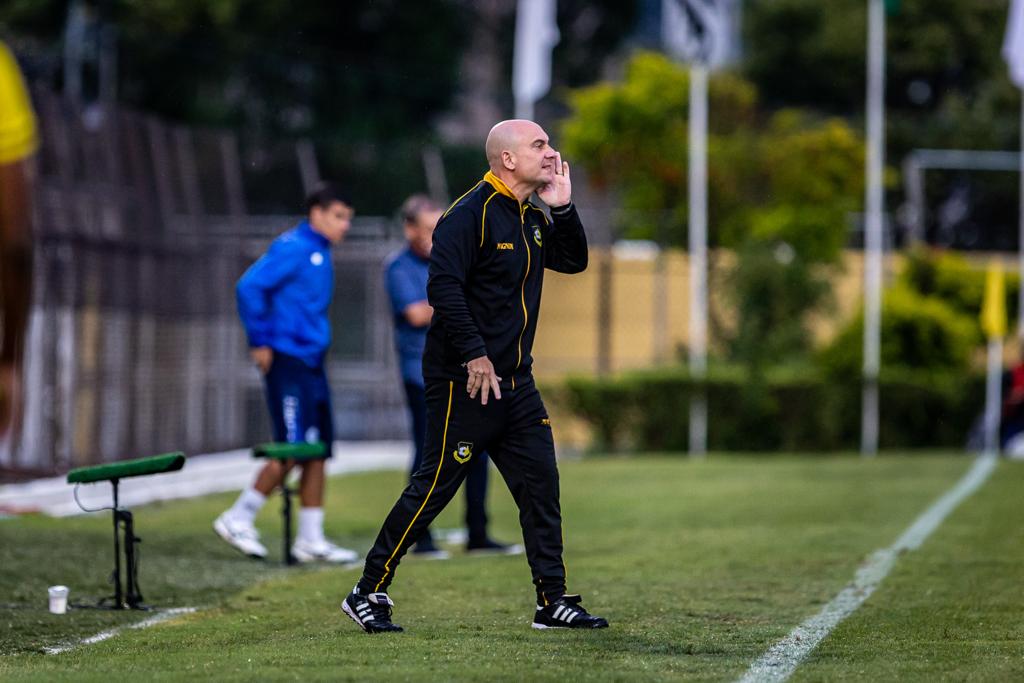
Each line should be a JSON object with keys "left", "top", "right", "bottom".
{"left": 981, "top": 260, "right": 1007, "bottom": 339}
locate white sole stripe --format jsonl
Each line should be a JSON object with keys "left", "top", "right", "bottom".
{"left": 44, "top": 607, "right": 197, "bottom": 655}
{"left": 737, "top": 454, "right": 998, "bottom": 683}
{"left": 342, "top": 601, "right": 370, "bottom": 632}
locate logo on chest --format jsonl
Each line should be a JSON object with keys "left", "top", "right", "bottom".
{"left": 310, "top": 252, "right": 325, "bottom": 266}
{"left": 532, "top": 225, "right": 543, "bottom": 247}
{"left": 496, "top": 242, "right": 514, "bottom": 250}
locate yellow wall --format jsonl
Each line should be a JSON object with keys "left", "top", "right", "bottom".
{"left": 533, "top": 248, "right": 896, "bottom": 381}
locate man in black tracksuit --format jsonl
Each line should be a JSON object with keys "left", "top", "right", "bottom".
{"left": 343, "top": 119, "right": 609, "bottom": 632}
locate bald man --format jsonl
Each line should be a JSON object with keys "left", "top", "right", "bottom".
{"left": 343, "top": 120, "right": 608, "bottom": 633}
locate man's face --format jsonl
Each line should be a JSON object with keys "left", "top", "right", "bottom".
{"left": 510, "top": 123, "right": 559, "bottom": 187}
{"left": 310, "top": 201, "right": 354, "bottom": 245}
{"left": 404, "top": 209, "right": 442, "bottom": 257}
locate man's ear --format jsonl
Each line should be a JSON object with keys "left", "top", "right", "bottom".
{"left": 502, "top": 150, "right": 516, "bottom": 171}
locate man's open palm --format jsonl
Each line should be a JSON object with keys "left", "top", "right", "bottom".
{"left": 537, "top": 159, "right": 571, "bottom": 208}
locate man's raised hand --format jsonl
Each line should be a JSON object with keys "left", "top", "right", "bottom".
{"left": 538, "top": 153, "right": 571, "bottom": 209}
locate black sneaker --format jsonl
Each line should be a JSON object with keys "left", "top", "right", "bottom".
{"left": 466, "top": 538, "right": 524, "bottom": 555}
{"left": 342, "top": 589, "right": 404, "bottom": 633}
{"left": 532, "top": 595, "right": 608, "bottom": 630}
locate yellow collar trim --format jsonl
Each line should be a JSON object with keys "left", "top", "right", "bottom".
{"left": 483, "top": 171, "right": 519, "bottom": 202}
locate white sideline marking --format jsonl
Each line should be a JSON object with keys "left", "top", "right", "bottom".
{"left": 43, "top": 607, "right": 197, "bottom": 655}
{"left": 738, "top": 455, "right": 998, "bottom": 683}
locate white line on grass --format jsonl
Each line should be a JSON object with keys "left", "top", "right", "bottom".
{"left": 43, "top": 607, "right": 197, "bottom": 655}
{"left": 738, "top": 454, "right": 998, "bottom": 683}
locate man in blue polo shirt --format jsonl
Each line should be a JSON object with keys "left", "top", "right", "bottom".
{"left": 384, "top": 194, "right": 519, "bottom": 556}
{"left": 214, "top": 183, "right": 358, "bottom": 564}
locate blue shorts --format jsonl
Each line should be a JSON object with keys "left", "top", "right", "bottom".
{"left": 263, "top": 352, "right": 334, "bottom": 456}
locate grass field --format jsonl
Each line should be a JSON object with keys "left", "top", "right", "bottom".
{"left": 1, "top": 453, "right": 1021, "bottom": 681}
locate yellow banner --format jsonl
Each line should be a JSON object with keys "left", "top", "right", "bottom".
{"left": 980, "top": 260, "right": 1007, "bottom": 339}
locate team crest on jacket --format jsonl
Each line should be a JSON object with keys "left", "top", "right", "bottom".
{"left": 453, "top": 441, "right": 474, "bottom": 464}
{"left": 533, "top": 225, "right": 543, "bottom": 247}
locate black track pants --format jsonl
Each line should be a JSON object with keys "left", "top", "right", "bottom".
{"left": 358, "top": 377, "right": 566, "bottom": 604}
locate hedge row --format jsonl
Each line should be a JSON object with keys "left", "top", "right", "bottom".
{"left": 560, "top": 367, "right": 985, "bottom": 452}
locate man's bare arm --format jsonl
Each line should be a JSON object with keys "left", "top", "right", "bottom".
{"left": 402, "top": 301, "right": 433, "bottom": 328}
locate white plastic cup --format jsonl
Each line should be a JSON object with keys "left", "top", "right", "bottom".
{"left": 48, "top": 585, "right": 69, "bottom": 614}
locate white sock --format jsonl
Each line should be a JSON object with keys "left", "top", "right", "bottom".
{"left": 226, "top": 487, "right": 266, "bottom": 525}
{"left": 298, "top": 507, "right": 325, "bottom": 544}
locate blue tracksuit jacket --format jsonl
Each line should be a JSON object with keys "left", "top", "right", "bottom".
{"left": 236, "top": 221, "right": 333, "bottom": 367}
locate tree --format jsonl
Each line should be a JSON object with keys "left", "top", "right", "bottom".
{"left": 561, "top": 52, "right": 863, "bottom": 259}
{"left": 561, "top": 51, "right": 758, "bottom": 246}
{"left": 743, "top": 0, "right": 1018, "bottom": 199}
{"left": 561, "top": 51, "right": 865, "bottom": 368}
{"left": 2, "top": 0, "right": 468, "bottom": 140}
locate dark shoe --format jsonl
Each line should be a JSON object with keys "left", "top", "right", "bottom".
{"left": 466, "top": 538, "right": 523, "bottom": 555}
{"left": 342, "top": 589, "right": 404, "bottom": 633}
{"left": 531, "top": 595, "right": 608, "bottom": 630}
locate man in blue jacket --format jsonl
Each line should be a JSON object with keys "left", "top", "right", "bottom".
{"left": 214, "top": 183, "right": 358, "bottom": 564}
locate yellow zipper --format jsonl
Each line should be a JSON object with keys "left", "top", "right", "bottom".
{"left": 514, "top": 203, "right": 530, "bottom": 391}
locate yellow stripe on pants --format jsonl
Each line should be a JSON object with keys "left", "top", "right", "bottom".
{"left": 374, "top": 381, "right": 454, "bottom": 592}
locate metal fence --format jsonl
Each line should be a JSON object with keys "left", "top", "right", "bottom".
{"left": 4, "top": 89, "right": 408, "bottom": 476}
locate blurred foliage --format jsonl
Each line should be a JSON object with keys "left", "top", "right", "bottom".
{"left": 1, "top": 0, "right": 637, "bottom": 213}
{"left": 561, "top": 52, "right": 864, "bottom": 260}
{"left": 562, "top": 52, "right": 865, "bottom": 368}
{"left": 744, "top": 0, "right": 1018, "bottom": 250}
{"left": 732, "top": 111, "right": 866, "bottom": 263}
{"left": 744, "top": 0, "right": 867, "bottom": 115}
{"left": 726, "top": 242, "right": 833, "bottom": 371}
{"left": 900, "top": 247, "right": 1021, "bottom": 323}
{"left": 745, "top": 0, "right": 1015, "bottom": 163}
{"left": 744, "top": 0, "right": 1009, "bottom": 124}
{"left": 561, "top": 51, "right": 758, "bottom": 246}
{"left": 561, "top": 364, "right": 982, "bottom": 452}
{"left": 820, "top": 248, "right": 1021, "bottom": 382}
{"left": 553, "top": 1, "right": 639, "bottom": 90}
{"left": 818, "top": 284, "right": 980, "bottom": 378}
{"left": 2, "top": 0, "right": 468, "bottom": 139}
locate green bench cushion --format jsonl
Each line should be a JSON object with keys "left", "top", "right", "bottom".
{"left": 252, "top": 442, "right": 327, "bottom": 460}
{"left": 67, "top": 452, "right": 186, "bottom": 484}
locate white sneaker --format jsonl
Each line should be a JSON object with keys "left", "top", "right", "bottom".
{"left": 213, "top": 513, "right": 268, "bottom": 559}
{"left": 291, "top": 537, "right": 360, "bottom": 564}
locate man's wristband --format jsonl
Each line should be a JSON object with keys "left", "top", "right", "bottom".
{"left": 550, "top": 202, "right": 574, "bottom": 217}
{"left": 461, "top": 346, "right": 488, "bottom": 365}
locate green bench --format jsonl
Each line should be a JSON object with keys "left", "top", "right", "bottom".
{"left": 252, "top": 442, "right": 327, "bottom": 565}
{"left": 67, "top": 452, "right": 186, "bottom": 610}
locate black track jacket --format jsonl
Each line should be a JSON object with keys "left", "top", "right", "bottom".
{"left": 423, "top": 171, "right": 588, "bottom": 386}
